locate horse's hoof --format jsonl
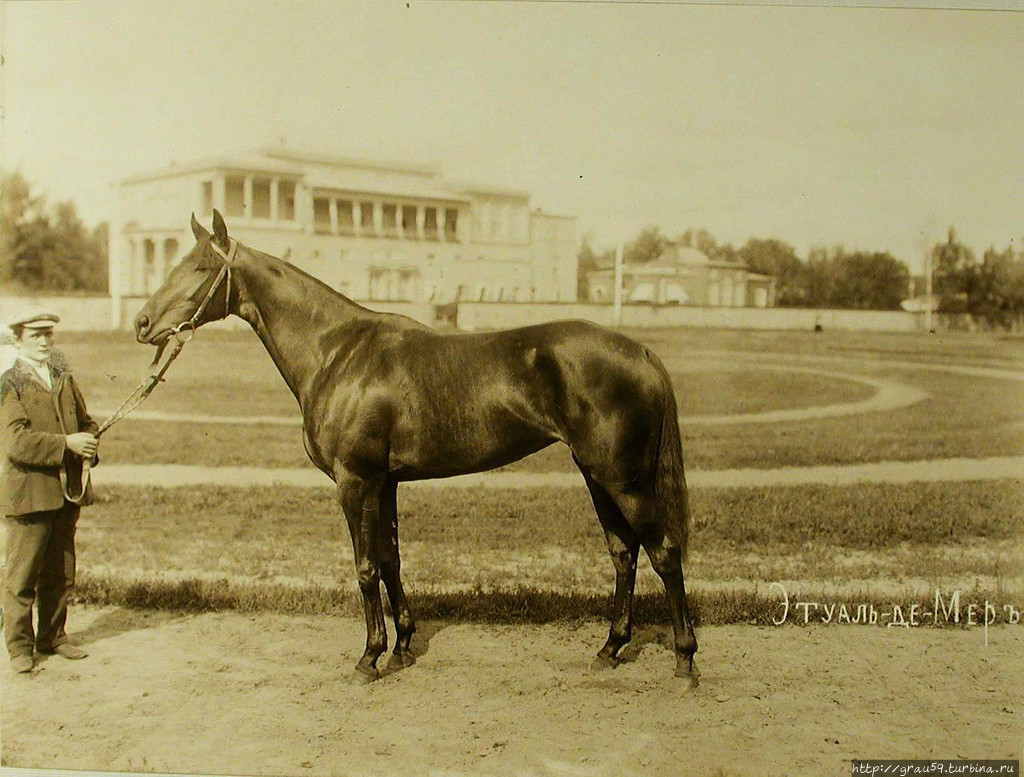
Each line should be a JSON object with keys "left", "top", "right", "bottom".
{"left": 386, "top": 650, "right": 416, "bottom": 673}
{"left": 674, "top": 670, "right": 700, "bottom": 690}
{"left": 675, "top": 660, "right": 700, "bottom": 689}
{"left": 349, "top": 666, "right": 379, "bottom": 685}
{"left": 590, "top": 654, "right": 619, "bottom": 672}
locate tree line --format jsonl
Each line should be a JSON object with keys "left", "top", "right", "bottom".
{"left": 579, "top": 226, "right": 1024, "bottom": 328}
{"left": 1, "top": 172, "right": 108, "bottom": 293}
{"left": 930, "top": 228, "right": 1024, "bottom": 330}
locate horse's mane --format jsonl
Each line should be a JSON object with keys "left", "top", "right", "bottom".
{"left": 242, "top": 244, "right": 427, "bottom": 331}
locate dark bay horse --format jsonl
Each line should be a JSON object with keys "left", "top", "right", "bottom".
{"left": 135, "top": 210, "right": 698, "bottom": 685}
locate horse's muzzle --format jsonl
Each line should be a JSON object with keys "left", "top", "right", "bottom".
{"left": 134, "top": 313, "right": 152, "bottom": 342}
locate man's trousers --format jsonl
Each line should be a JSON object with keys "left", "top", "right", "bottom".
{"left": 2, "top": 502, "right": 79, "bottom": 658}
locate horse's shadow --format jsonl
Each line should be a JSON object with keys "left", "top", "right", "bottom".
{"left": 378, "top": 619, "right": 447, "bottom": 678}
{"left": 614, "top": 624, "right": 674, "bottom": 665}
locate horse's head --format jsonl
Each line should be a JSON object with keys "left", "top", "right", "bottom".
{"left": 135, "top": 210, "right": 236, "bottom": 347}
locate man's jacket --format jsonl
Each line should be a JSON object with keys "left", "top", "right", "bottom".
{"left": 0, "top": 351, "right": 98, "bottom": 515}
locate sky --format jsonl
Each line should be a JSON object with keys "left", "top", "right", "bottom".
{"left": 2, "top": 0, "right": 1022, "bottom": 273}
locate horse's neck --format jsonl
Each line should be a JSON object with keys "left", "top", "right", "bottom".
{"left": 229, "top": 249, "right": 371, "bottom": 404}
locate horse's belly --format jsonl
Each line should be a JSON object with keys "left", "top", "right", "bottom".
{"left": 389, "top": 425, "right": 555, "bottom": 481}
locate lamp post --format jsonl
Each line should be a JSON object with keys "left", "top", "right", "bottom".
{"left": 925, "top": 248, "right": 934, "bottom": 333}
{"left": 613, "top": 244, "right": 623, "bottom": 327}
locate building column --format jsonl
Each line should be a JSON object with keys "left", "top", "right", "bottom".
{"left": 243, "top": 176, "right": 253, "bottom": 220}
{"left": 213, "top": 176, "right": 226, "bottom": 216}
{"left": 155, "top": 238, "right": 168, "bottom": 291}
{"left": 329, "top": 198, "right": 338, "bottom": 234}
{"left": 128, "top": 239, "right": 139, "bottom": 296}
{"left": 270, "top": 179, "right": 279, "bottom": 221}
{"left": 108, "top": 196, "right": 124, "bottom": 329}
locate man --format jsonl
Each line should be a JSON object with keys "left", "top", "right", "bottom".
{"left": 1, "top": 306, "right": 98, "bottom": 674}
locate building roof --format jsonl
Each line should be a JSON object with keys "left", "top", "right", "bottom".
{"left": 258, "top": 146, "right": 440, "bottom": 177}
{"left": 305, "top": 175, "right": 471, "bottom": 204}
{"left": 588, "top": 243, "right": 768, "bottom": 279}
{"left": 120, "top": 147, "right": 531, "bottom": 205}
{"left": 120, "top": 152, "right": 307, "bottom": 184}
{"left": 446, "top": 180, "right": 531, "bottom": 201}
{"left": 656, "top": 245, "right": 713, "bottom": 267}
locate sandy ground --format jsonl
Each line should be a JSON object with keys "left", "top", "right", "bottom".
{"left": 2, "top": 606, "right": 1021, "bottom": 777}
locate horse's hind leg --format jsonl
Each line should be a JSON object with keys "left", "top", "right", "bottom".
{"left": 638, "top": 523, "right": 699, "bottom": 687}
{"left": 379, "top": 478, "right": 416, "bottom": 672}
{"left": 580, "top": 468, "right": 640, "bottom": 670}
{"left": 583, "top": 467, "right": 699, "bottom": 684}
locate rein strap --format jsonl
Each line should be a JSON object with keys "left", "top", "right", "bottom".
{"left": 65, "top": 238, "right": 239, "bottom": 503}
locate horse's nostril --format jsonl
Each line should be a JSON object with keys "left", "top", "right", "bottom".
{"left": 136, "top": 315, "right": 150, "bottom": 335}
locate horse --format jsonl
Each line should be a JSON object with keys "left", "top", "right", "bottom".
{"left": 134, "top": 210, "right": 699, "bottom": 686}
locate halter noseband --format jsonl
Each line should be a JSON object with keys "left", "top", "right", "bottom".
{"left": 173, "top": 238, "right": 236, "bottom": 340}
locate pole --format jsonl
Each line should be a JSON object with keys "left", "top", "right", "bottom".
{"left": 924, "top": 248, "right": 934, "bottom": 333}
{"left": 109, "top": 184, "right": 123, "bottom": 330}
{"left": 613, "top": 244, "right": 623, "bottom": 327}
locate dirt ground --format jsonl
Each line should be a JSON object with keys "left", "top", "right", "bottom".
{"left": 2, "top": 606, "right": 1021, "bottom": 777}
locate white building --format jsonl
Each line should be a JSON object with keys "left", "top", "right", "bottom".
{"left": 109, "top": 146, "right": 578, "bottom": 327}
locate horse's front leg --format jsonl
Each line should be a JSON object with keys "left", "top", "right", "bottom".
{"left": 379, "top": 477, "right": 416, "bottom": 672}
{"left": 338, "top": 472, "right": 388, "bottom": 683}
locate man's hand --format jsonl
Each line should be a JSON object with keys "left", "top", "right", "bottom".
{"left": 66, "top": 432, "right": 98, "bottom": 459}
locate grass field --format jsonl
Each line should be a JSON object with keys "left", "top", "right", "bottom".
{"left": 22, "top": 328, "right": 1024, "bottom": 621}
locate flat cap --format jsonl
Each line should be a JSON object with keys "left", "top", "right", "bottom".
{"left": 7, "top": 305, "right": 61, "bottom": 330}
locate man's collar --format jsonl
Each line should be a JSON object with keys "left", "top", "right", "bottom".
{"left": 17, "top": 353, "right": 49, "bottom": 371}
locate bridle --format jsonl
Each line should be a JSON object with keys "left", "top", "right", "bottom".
{"left": 65, "top": 237, "right": 239, "bottom": 504}
{"left": 172, "top": 237, "right": 236, "bottom": 340}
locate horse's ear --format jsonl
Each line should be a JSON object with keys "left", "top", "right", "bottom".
{"left": 191, "top": 213, "right": 210, "bottom": 242}
{"left": 212, "top": 209, "right": 230, "bottom": 250}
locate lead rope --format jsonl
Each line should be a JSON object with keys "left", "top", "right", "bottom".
{"left": 61, "top": 239, "right": 236, "bottom": 504}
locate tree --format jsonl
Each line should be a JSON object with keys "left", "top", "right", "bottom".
{"left": 803, "top": 246, "right": 837, "bottom": 308}
{"left": 624, "top": 227, "right": 667, "bottom": 265}
{"left": 737, "top": 238, "right": 805, "bottom": 306}
{"left": 833, "top": 250, "right": 909, "bottom": 310}
{"left": 970, "top": 245, "right": 1024, "bottom": 330}
{"left": 931, "top": 227, "right": 974, "bottom": 313}
{"left": 577, "top": 234, "right": 613, "bottom": 300}
{"left": 0, "top": 171, "right": 45, "bottom": 286}
{"left": 0, "top": 171, "right": 108, "bottom": 292}
{"left": 801, "top": 246, "right": 910, "bottom": 310}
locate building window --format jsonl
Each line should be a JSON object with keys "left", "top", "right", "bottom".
{"left": 424, "top": 207, "right": 439, "bottom": 240}
{"left": 382, "top": 203, "right": 399, "bottom": 238}
{"left": 444, "top": 208, "right": 458, "bottom": 242}
{"left": 313, "top": 197, "right": 331, "bottom": 234}
{"left": 252, "top": 178, "right": 271, "bottom": 219}
{"left": 337, "top": 199, "right": 354, "bottom": 235}
{"left": 397, "top": 270, "right": 415, "bottom": 301}
{"left": 278, "top": 181, "right": 296, "bottom": 221}
{"left": 490, "top": 213, "right": 502, "bottom": 239}
{"left": 164, "top": 238, "right": 180, "bottom": 272}
{"left": 401, "top": 205, "right": 418, "bottom": 238}
{"left": 201, "top": 181, "right": 213, "bottom": 217}
{"left": 360, "top": 201, "right": 375, "bottom": 235}
{"left": 225, "top": 176, "right": 245, "bottom": 217}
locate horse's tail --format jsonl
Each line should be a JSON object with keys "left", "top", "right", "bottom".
{"left": 653, "top": 361, "right": 691, "bottom": 559}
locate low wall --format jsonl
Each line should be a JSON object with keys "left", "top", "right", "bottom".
{"left": 455, "top": 302, "right": 922, "bottom": 332}
{"left": 2, "top": 294, "right": 922, "bottom": 334}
